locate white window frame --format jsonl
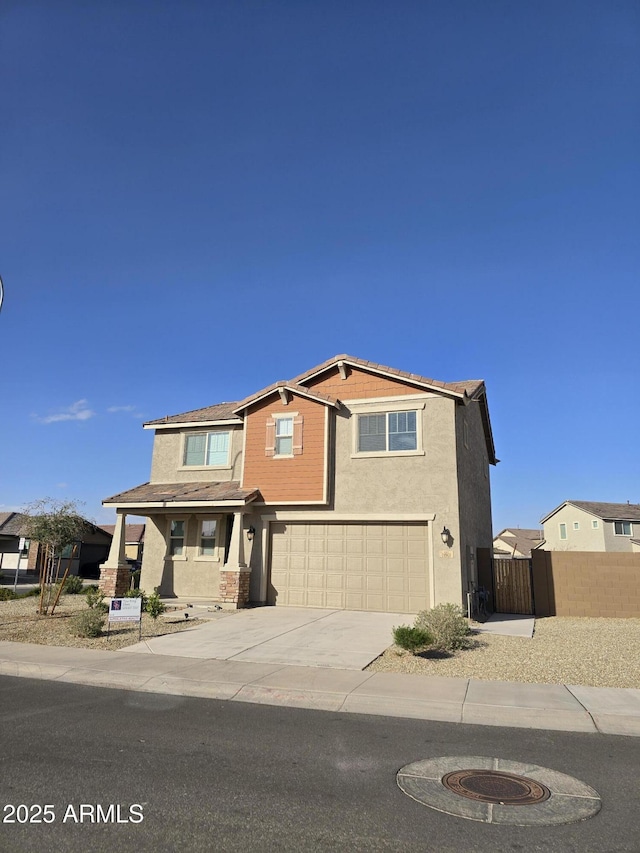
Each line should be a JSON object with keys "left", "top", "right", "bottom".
{"left": 168, "top": 518, "right": 188, "bottom": 560}
{"left": 195, "top": 516, "right": 221, "bottom": 561}
{"left": 350, "top": 398, "right": 425, "bottom": 458}
{"left": 614, "top": 521, "right": 632, "bottom": 536}
{"left": 181, "top": 431, "right": 231, "bottom": 469}
{"left": 592, "top": 520, "right": 599, "bottom": 529}
{"left": 573, "top": 522, "right": 580, "bottom": 530}
{"left": 273, "top": 413, "right": 295, "bottom": 458}
{"left": 559, "top": 523, "right": 567, "bottom": 540}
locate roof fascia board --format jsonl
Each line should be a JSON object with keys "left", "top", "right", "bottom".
{"left": 103, "top": 499, "right": 256, "bottom": 509}
{"left": 144, "top": 418, "right": 243, "bottom": 430}
{"left": 233, "top": 386, "right": 339, "bottom": 414}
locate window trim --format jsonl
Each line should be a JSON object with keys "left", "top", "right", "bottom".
{"left": 168, "top": 518, "right": 188, "bottom": 560}
{"left": 614, "top": 521, "right": 632, "bottom": 536}
{"left": 351, "top": 403, "right": 424, "bottom": 458}
{"left": 559, "top": 522, "right": 567, "bottom": 540}
{"left": 181, "top": 430, "right": 231, "bottom": 470}
{"left": 274, "top": 413, "right": 295, "bottom": 458}
{"left": 195, "top": 516, "right": 221, "bottom": 562}
{"left": 592, "top": 520, "right": 599, "bottom": 529}
{"left": 573, "top": 521, "right": 580, "bottom": 530}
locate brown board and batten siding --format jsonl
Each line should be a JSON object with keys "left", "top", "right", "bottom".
{"left": 305, "top": 364, "right": 425, "bottom": 400}
{"left": 242, "top": 392, "right": 327, "bottom": 503}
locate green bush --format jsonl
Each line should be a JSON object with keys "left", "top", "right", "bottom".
{"left": 0, "top": 588, "right": 17, "bottom": 601}
{"left": 85, "top": 588, "right": 108, "bottom": 613}
{"left": 83, "top": 584, "right": 99, "bottom": 594}
{"left": 414, "top": 603, "right": 470, "bottom": 651}
{"left": 60, "top": 574, "right": 85, "bottom": 594}
{"left": 393, "top": 625, "right": 433, "bottom": 652}
{"left": 71, "top": 608, "right": 105, "bottom": 638}
{"left": 144, "top": 589, "right": 165, "bottom": 620}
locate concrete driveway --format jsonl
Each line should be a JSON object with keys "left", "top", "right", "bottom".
{"left": 123, "top": 607, "right": 411, "bottom": 670}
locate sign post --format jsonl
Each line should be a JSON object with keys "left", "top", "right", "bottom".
{"left": 107, "top": 597, "right": 143, "bottom": 641}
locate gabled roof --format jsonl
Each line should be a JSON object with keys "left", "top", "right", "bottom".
{"left": 233, "top": 382, "right": 340, "bottom": 414}
{"left": 291, "top": 354, "right": 485, "bottom": 399}
{"left": 541, "top": 501, "right": 640, "bottom": 524}
{"left": 493, "top": 528, "right": 544, "bottom": 558}
{"left": 0, "top": 512, "right": 28, "bottom": 537}
{"left": 139, "top": 354, "right": 496, "bottom": 463}
{"left": 103, "top": 481, "right": 259, "bottom": 507}
{"left": 99, "top": 523, "right": 145, "bottom": 543}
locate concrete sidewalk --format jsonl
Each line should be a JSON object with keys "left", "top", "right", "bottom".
{"left": 1, "top": 640, "right": 639, "bottom": 737}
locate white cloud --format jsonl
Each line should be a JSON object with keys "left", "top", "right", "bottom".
{"left": 36, "top": 400, "right": 96, "bottom": 424}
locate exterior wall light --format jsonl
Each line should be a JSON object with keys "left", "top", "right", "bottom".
{"left": 441, "top": 526, "right": 451, "bottom": 545}
{"left": 247, "top": 526, "right": 256, "bottom": 541}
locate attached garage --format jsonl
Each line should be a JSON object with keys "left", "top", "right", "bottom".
{"left": 268, "top": 521, "right": 431, "bottom": 612}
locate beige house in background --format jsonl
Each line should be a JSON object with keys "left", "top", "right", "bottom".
{"left": 539, "top": 501, "right": 640, "bottom": 553}
{"left": 493, "top": 528, "right": 543, "bottom": 559}
{"left": 100, "top": 355, "right": 497, "bottom": 611}
{"left": 98, "top": 523, "right": 145, "bottom": 564}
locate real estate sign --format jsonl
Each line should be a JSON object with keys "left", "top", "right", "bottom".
{"left": 108, "top": 597, "right": 142, "bottom": 623}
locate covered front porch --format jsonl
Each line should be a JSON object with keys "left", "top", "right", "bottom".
{"left": 100, "top": 481, "right": 259, "bottom": 607}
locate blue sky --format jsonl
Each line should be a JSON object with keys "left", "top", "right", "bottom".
{"left": 1, "top": 0, "right": 638, "bottom": 532}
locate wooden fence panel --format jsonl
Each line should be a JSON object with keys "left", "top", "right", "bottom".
{"left": 493, "top": 558, "right": 534, "bottom": 614}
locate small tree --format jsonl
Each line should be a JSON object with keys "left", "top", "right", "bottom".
{"left": 23, "top": 498, "right": 89, "bottom": 615}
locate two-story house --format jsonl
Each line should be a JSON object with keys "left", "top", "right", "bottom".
{"left": 539, "top": 501, "right": 640, "bottom": 553}
{"left": 100, "top": 355, "right": 497, "bottom": 612}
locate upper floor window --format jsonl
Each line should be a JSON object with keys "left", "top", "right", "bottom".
{"left": 183, "top": 431, "right": 230, "bottom": 467}
{"left": 275, "top": 417, "right": 293, "bottom": 456}
{"left": 614, "top": 521, "right": 632, "bottom": 536}
{"left": 592, "top": 520, "right": 599, "bottom": 529}
{"left": 559, "top": 523, "right": 567, "bottom": 540}
{"left": 358, "top": 411, "right": 417, "bottom": 453}
{"left": 265, "top": 414, "right": 303, "bottom": 457}
{"left": 573, "top": 522, "right": 580, "bottom": 530}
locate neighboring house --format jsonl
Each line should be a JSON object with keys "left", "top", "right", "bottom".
{"left": 0, "top": 511, "right": 112, "bottom": 577}
{"left": 98, "top": 523, "right": 145, "bottom": 565}
{"left": 0, "top": 512, "right": 31, "bottom": 574}
{"left": 493, "top": 528, "right": 543, "bottom": 559}
{"left": 101, "top": 354, "right": 497, "bottom": 610}
{"left": 540, "top": 501, "right": 640, "bottom": 553}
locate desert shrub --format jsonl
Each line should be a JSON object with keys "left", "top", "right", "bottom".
{"left": 144, "top": 589, "right": 165, "bottom": 620}
{"left": 85, "top": 588, "right": 108, "bottom": 613}
{"left": 0, "top": 588, "right": 17, "bottom": 601}
{"left": 414, "top": 603, "right": 470, "bottom": 651}
{"left": 393, "top": 625, "right": 433, "bottom": 653}
{"left": 83, "top": 584, "right": 99, "bottom": 594}
{"left": 71, "top": 608, "right": 105, "bottom": 638}
{"left": 60, "top": 574, "right": 85, "bottom": 594}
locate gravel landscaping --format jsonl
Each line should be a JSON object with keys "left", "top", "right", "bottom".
{"left": 367, "top": 616, "right": 640, "bottom": 688}
{"left": 0, "top": 594, "right": 206, "bottom": 651}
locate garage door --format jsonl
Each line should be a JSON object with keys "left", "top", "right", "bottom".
{"left": 268, "top": 522, "right": 430, "bottom": 612}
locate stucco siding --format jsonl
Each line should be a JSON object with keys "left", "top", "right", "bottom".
{"left": 455, "top": 399, "right": 493, "bottom": 597}
{"left": 543, "top": 506, "right": 607, "bottom": 551}
{"left": 140, "top": 513, "right": 226, "bottom": 598}
{"left": 150, "top": 426, "right": 243, "bottom": 484}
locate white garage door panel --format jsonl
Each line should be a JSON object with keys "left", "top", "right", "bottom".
{"left": 269, "top": 522, "right": 429, "bottom": 612}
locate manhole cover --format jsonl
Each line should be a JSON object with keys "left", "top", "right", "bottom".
{"left": 397, "top": 756, "right": 601, "bottom": 826}
{"left": 441, "top": 769, "right": 550, "bottom": 805}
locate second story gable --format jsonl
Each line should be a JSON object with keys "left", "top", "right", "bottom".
{"left": 142, "top": 355, "right": 497, "bottom": 507}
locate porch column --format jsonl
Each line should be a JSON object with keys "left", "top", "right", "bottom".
{"left": 99, "top": 511, "right": 130, "bottom": 597}
{"left": 219, "top": 511, "right": 251, "bottom": 608}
